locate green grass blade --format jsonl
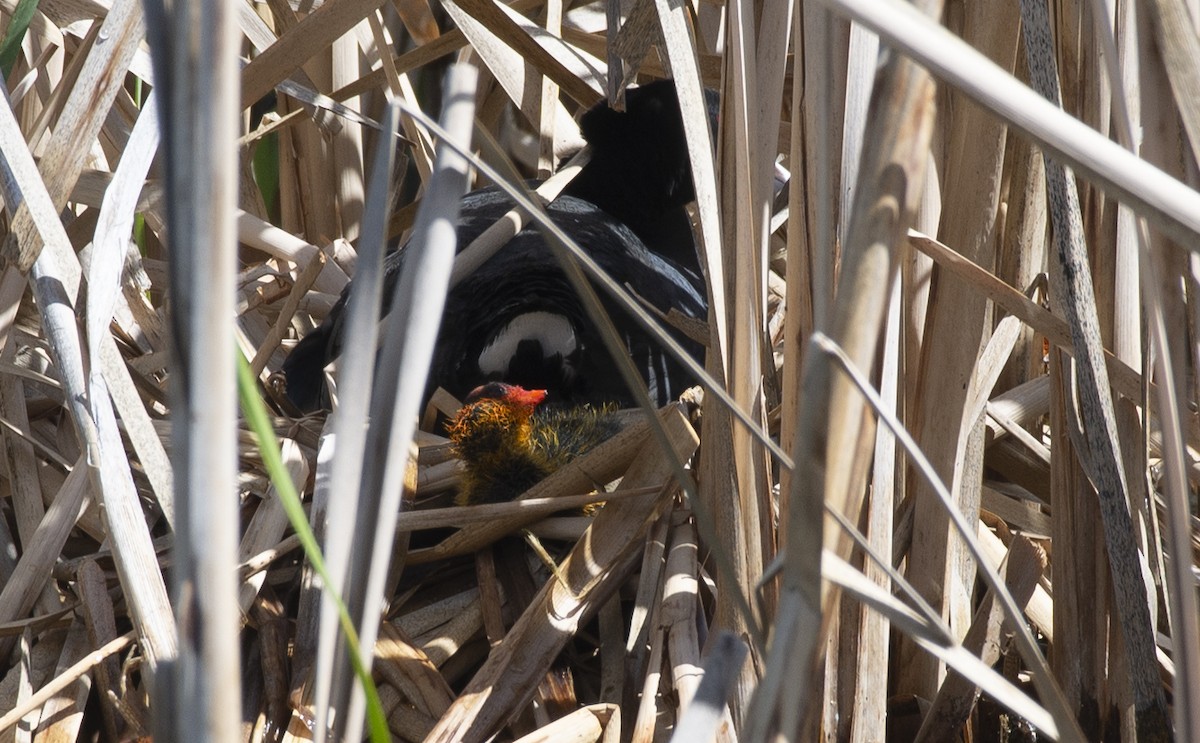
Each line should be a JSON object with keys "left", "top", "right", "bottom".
{"left": 0, "top": 0, "right": 41, "bottom": 78}
{"left": 236, "top": 353, "right": 390, "bottom": 743}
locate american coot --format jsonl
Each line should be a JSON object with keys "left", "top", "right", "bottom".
{"left": 445, "top": 381, "right": 621, "bottom": 505}
{"left": 282, "top": 79, "right": 713, "bottom": 413}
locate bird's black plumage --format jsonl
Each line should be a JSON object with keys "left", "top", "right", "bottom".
{"left": 283, "top": 79, "right": 714, "bottom": 413}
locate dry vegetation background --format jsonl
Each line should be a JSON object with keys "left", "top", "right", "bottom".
{"left": 0, "top": 0, "right": 1199, "bottom": 740}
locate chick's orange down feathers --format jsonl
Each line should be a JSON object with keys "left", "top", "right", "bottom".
{"left": 448, "top": 382, "right": 620, "bottom": 505}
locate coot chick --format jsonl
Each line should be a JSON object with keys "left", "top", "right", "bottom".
{"left": 447, "top": 382, "right": 621, "bottom": 505}
{"left": 283, "top": 80, "right": 713, "bottom": 413}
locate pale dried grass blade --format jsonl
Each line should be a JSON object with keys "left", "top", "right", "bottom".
{"left": 755, "top": 0, "right": 941, "bottom": 733}
{"left": 624, "top": 509, "right": 671, "bottom": 724}
{"left": 661, "top": 520, "right": 702, "bottom": 715}
{"left": 630, "top": 565, "right": 670, "bottom": 741}
{"left": 87, "top": 94, "right": 157, "bottom": 371}
{"left": 239, "top": 439, "right": 309, "bottom": 611}
{"left": 395, "top": 0, "right": 440, "bottom": 44}
{"left": 251, "top": 251, "right": 327, "bottom": 380}
{"left": 86, "top": 92, "right": 175, "bottom": 527}
{"left": 365, "top": 13, "right": 435, "bottom": 182}
{"left": 813, "top": 330, "right": 1084, "bottom": 739}
{"left": 452, "top": 0, "right": 603, "bottom": 106}
{"left": 440, "top": 0, "right": 587, "bottom": 152}
{"left": 29, "top": 619, "right": 91, "bottom": 740}
{"left": 536, "top": 0, "right": 562, "bottom": 177}
{"left": 668, "top": 631, "right": 746, "bottom": 743}
{"left": 823, "top": 550, "right": 1058, "bottom": 737}
{"left": 850, "top": 274, "right": 901, "bottom": 743}
{"left": 76, "top": 558, "right": 124, "bottom": 741}
{"left": 908, "top": 229, "right": 1145, "bottom": 404}
{"left": 899, "top": 0, "right": 1019, "bottom": 698}
{"left": 22, "top": 21, "right": 101, "bottom": 153}
{"left": 0, "top": 632, "right": 134, "bottom": 734}
{"left": 822, "top": 0, "right": 1200, "bottom": 246}
{"left": 915, "top": 536, "right": 1047, "bottom": 741}
{"left": 0, "top": 457, "right": 88, "bottom": 639}
{"left": 1020, "top": 0, "right": 1168, "bottom": 732}
{"left": 331, "top": 27, "right": 366, "bottom": 243}
{"left": 511, "top": 703, "right": 619, "bottom": 743}
{"left": 981, "top": 487, "right": 1051, "bottom": 537}
{"left": 334, "top": 67, "right": 477, "bottom": 743}
{"left": 397, "top": 486, "right": 646, "bottom": 532}
{"left": 407, "top": 599, "right": 484, "bottom": 669}
{"left": 306, "top": 98, "right": 406, "bottom": 741}
{"left": 0, "top": 266, "right": 27, "bottom": 366}
{"left": 651, "top": 0, "right": 726, "bottom": 374}
{"left": 374, "top": 622, "right": 455, "bottom": 719}
{"left": 838, "top": 20, "right": 878, "bottom": 247}
{"left": 240, "top": 0, "right": 388, "bottom": 107}
{"left": 143, "top": 0, "right": 242, "bottom": 735}
{"left": 0, "top": 70, "right": 176, "bottom": 673}
{"left": 778, "top": 0, "right": 825, "bottom": 547}
{"left": 4, "top": 0, "right": 144, "bottom": 271}
{"left": 985, "top": 377, "right": 1050, "bottom": 443}
{"left": 0, "top": 366, "right": 44, "bottom": 553}
{"left": 1134, "top": 3, "right": 1200, "bottom": 736}
{"left": 236, "top": 211, "right": 350, "bottom": 296}
{"left": 98, "top": 335, "right": 175, "bottom": 523}
{"left": 709, "top": 0, "right": 783, "bottom": 726}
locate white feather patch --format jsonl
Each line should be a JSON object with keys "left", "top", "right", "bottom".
{"left": 477, "top": 312, "right": 577, "bottom": 374}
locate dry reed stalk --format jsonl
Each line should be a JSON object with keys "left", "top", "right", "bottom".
{"left": 238, "top": 439, "right": 309, "bottom": 611}
{"left": 1023, "top": 0, "right": 1167, "bottom": 734}
{"left": 0, "top": 455, "right": 88, "bottom": 656}
{"left": 899, "top": 0, "right": 1019, "bottom": 700}
{"left": 236, "top": 212, "right": 351, "bottom": 295}
{"left": 0, "top": 631, "right": 134, "bottom": 733}
{"left": 909, "top": 229, "right": 1145, "bottom": 401}
{"left": 756, "top": 0, "right": 942, "bottom": 734}
{"left": 1049, "top": 348, "right": 1104, "bottom": 735}
{"left": 814, "top": 335, "right": 1067, "bottom": 736}
{"left": 624, "top": 504, "right": 671, "bottom": 731}
{"left": 330, "top": 68, "right": 478, "bottom": 743}
{"left": 332, "top": 27, "right": 366, "bottom": 245}
{"left": 142, "top": 0, "right": 243, "bottom": 737}
{"left": 1138, "top": 5, "right": 1200, "bottom": 739}
{"left": 374, "top": 622, "right": 455, "bottom": 719}
{"left": 915, "top": 536, "right": 1047, "bottom": 741}
{"left": 706, "top": 0, "right": 790, "bottom": 728}
{"left": 301, "top": 99, "right": 405, "bottom": 742}
{"left": 510, "top": 703, "right": 619, "bottom": 743}
{"left": 76, "top": 559, "right": 124, "bottom": 740}
{"left": 847, "top": 274, "right": 900, "bottom": 743}
{"left": 0, "top": 44, "right": 178, "bottom": 685}
{"left": 661, "top": 519, "right": 701, "bottom": 716}
{"left": 240, "top": 0, "right": 388, "bottom": 108}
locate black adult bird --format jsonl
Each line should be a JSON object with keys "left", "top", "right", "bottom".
{"left": 283, "top": 79, "right": 713, "bottom": 413}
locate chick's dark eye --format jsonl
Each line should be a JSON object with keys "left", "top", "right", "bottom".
{"left": 464, "top": 381, "right": 512, "bottom": 404}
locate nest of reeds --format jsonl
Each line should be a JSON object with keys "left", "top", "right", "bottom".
{"left": 3, "top": 0, "right": 1200, "bottom": 741}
